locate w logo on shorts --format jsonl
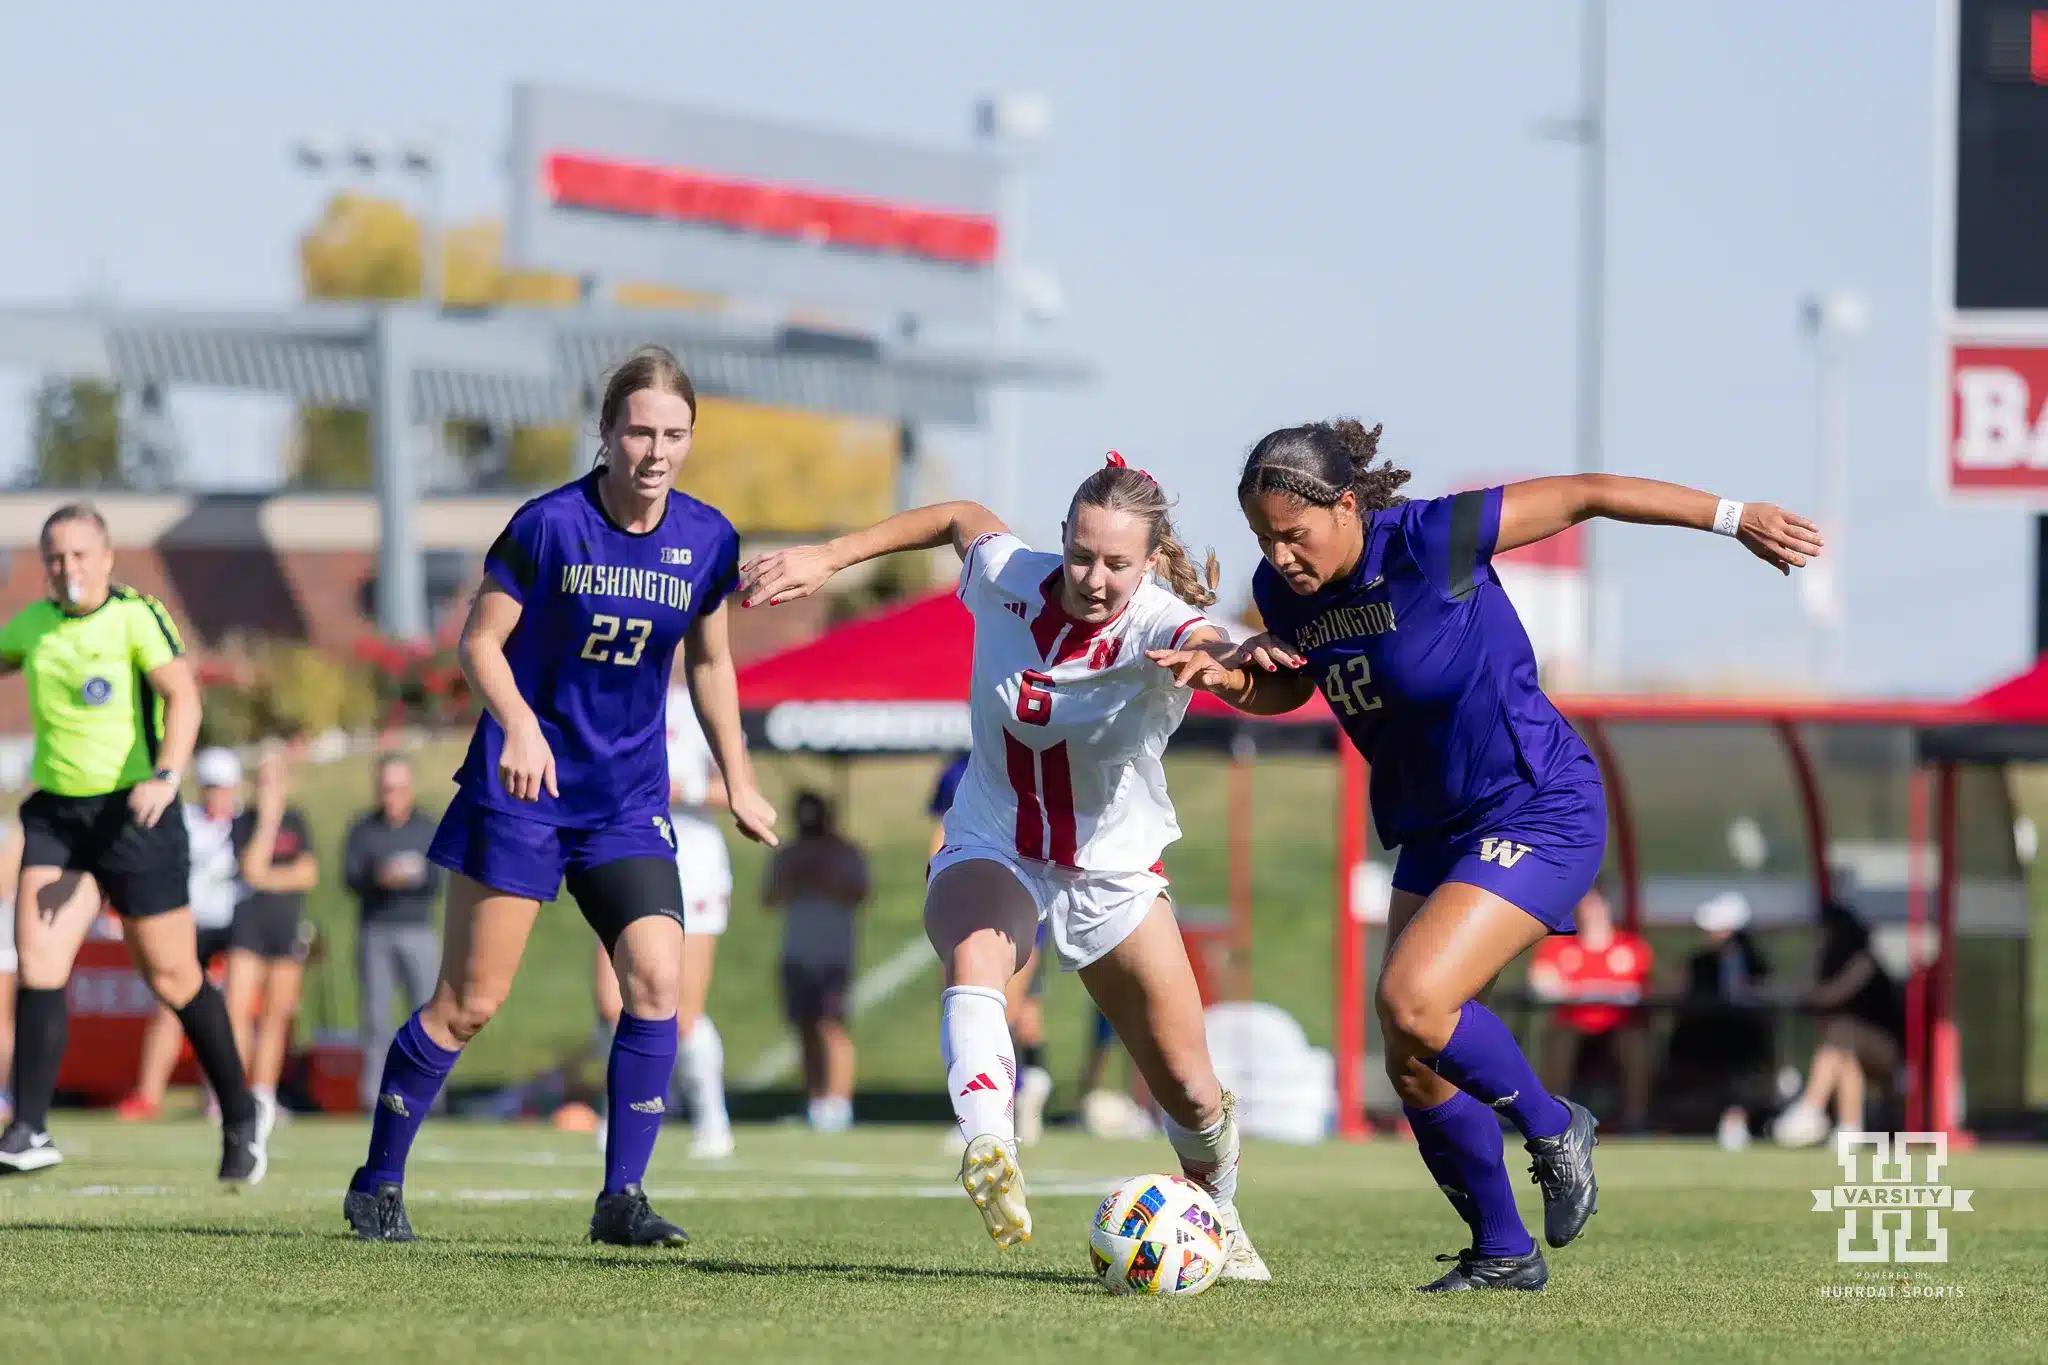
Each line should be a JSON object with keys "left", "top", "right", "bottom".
{"left": 653, "top": 816, "right": 674, "bottom": 849}
{"left": 1478, "top": 838, "right": 1533, "bottom": 868}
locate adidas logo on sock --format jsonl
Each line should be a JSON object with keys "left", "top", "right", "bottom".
{"left": 379, "top": 1093, "right": 411, "bottom": 1119}
{"left": 958, "top": 1073, "right": 1000, "bottom": 1097}
{"left": 630, "top": 1097, "right": 667, "bottom": 1115}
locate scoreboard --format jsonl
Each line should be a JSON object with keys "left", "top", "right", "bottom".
{"left": 1941, "top": 1, "right": 2048, "bottom": 500}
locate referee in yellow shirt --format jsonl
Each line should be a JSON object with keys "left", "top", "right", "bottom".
{"left": 0, "top": 504, "right": 265, "bottom": 1183}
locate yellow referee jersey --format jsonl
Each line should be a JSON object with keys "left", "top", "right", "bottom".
{"left": 0, "top": 587, "right": 184, "bottom": 797}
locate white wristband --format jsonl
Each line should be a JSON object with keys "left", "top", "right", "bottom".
{"left": 1712, "top": 499, "right": 1744, "bottom": 538}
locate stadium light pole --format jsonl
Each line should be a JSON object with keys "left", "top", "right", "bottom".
{"left": 291, "top": 134, "right": 445, "bottom": 642}
{"left": 976, "top": 95, "right": 1051, "bottom": 524}
{"left": 1800, "top": 291, "right": 1867, "bottom": 692}
{"left": 292, "top": 135, "right": 445, "bottom": 307}
{"left": 1539, "top": 0, "right": 1609, "bottom": 688}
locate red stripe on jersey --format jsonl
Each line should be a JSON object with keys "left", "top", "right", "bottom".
{"left": 1005, "top": 732, "right": 1044, "bottom": 859}
{"left": 1042, "top": 741, "right": 1077, "bottom": 865}
{"left": 1168, "top": 617, "right": 1204, "bottom": 648}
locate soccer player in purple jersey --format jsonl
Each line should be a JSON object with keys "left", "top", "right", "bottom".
{"left": 343, "top": 347, "right": 778, "bottom": 1247}
{"left": 1153, "top": 419, "right": 1822, "bottom": 1291}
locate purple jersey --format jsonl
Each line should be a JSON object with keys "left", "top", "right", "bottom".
{"left": 1252, "top": 487, "right": 1592, "bottom": 851}
{"left": 455, "top": 472, "right": 740, "bottom": 829}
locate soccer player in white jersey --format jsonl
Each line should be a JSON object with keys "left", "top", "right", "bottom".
{"left": 741, "top": 454, "right": 1270, "bottom": 1281}
{"left": 593, "top": 682, "right": 735, "bottom": 1158}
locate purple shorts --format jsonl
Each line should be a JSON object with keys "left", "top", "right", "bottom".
{"left": 1392, "top": 765, "right": 1606, "bottom": 935}
{"left": 427, "top": 787, "right": 677, "bottom": 903}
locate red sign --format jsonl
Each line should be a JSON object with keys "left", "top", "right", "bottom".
{"left": 1947, "top": 343, "right": 2048, "bottom": 493}
{"left": 544, "top": 152, "right": 999, "bottom": 267}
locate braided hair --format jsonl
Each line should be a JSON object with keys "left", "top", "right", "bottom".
{"left": 1068, "top": 455, "right": 1221, "bottom": 609}
{"left": 1236, "top": 419, "right": 1411, "bottom": 512}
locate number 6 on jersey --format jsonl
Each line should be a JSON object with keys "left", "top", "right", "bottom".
{"left": 1015, "top": 669, "right": 1055, "bottom": 726}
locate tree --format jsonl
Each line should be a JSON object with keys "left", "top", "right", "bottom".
{"left": 30, "top": 378, "right": 124, "bottom": 488}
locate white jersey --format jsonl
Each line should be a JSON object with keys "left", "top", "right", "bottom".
{"left": 945, "top": 532, "right": 1210, "bottom": 874}
{"left": 183, "top": 802, "right": 241, "bottom": 931}
{"left": 665, "top": 685, "right": 734, "bottom": 929}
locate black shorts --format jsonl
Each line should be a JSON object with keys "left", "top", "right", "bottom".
{"left": 195, "top": 925, "right": 235, "bottom": 967}
{"left": 781, "top": 961, "right": 849, "bottom": 1026}
{"left": 20, "top": 788, "right": 191, "bottom": 919}
{"left": 230, "top": 896, "right": 311, "bottom": 962}
{"left": 566, "top": 857, "right": 688, "bottom": 956}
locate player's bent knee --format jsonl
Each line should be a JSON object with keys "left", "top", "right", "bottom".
{"left": 617, "top": 965, "right": 680, "bottom": 1019}
{"left": 439, "top": 984, "right": 509, "bottom": 1043}
{"left": 143, "top": 959, "right": 203, "bottom": 1006}
{"left": 1375, "top": 977, "right": 1458, "bottom": 1054}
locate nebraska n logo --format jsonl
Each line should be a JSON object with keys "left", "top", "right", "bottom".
{"left": 1478, "top": 838, "right": 1532, "bottom": 868}
{"left": 1089, "top": 638, "right": 1123, "bottom": 671}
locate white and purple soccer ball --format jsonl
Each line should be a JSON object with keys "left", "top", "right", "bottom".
{"left": 1088, "top": 1173, "right": 1227, "bottom": 1298}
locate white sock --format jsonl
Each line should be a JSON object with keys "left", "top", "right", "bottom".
{"left": 680, "top": 1015, "right": 729, "bottom": 1134}
{"left": 940, "top": 985, "right": 1015, "bottom": 1145}
{"left": 1163, "top": 1096, "right": 1241, "bottom": 1209}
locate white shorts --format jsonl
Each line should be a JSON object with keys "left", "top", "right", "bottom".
{"left": 0, "top": 898, "right": 14, "bottom": 974}
{"left": 929, "top": 843, "right": 1169, "bottom": 972}
{"left": 673, "top": 818, "right": 733, "bottom": 938}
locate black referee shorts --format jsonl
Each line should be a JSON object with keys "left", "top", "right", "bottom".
{"left": 20, "top": 788, "right": 192, "bottom": 919}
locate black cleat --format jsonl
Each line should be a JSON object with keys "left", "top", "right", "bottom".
{"left": 343, "top": 1174, "right": 417, "bottom": 1242}
{"left": 0, "top": 1121, "right": 62, "bottom": 1175}
{"left": 1416, "top": 1246, "right": 1550, "bottom": 1292}
{"left": 220, "top": 1117, "right": 268, "bottom": 1187}
{"left": 1526, "top": 1098, "right": 1599, "bottom": 1248}
{"left": 590, "top": 1183, "right": 689, "bottom": 1248}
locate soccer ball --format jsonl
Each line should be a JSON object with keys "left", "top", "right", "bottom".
{"left": 1088, "top": 1173, "right": 1227, "bottom": 1297}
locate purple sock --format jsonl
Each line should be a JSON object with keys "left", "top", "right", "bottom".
{"left": 1407, "top": 1092, "right": 1534, "bottom": 1258}
{"left": 1428, "top": 999, "right": 1571, "bottom": 1139}
{"left": 603, "top": 1012, "right": 678, "bottom": 1195}
{"left": 353, "top": 1012, "right": 459, "bottom": 1192}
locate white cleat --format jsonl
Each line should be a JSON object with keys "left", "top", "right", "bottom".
{"left": 689, "top": 1127, "right": 736, "bottom": 1161}
{"left": 1771, "top": 1103, "right": 1831, "bottom": 1149}
{"left": 1015, "top": 1067, "right": 1053, "bottom": 1146}
{"left": 1217, "top": 1202, "right": 1272, "bottom": 1282}
{"left": 959, "top": 1133, "right": 1032, "bottom": 1250}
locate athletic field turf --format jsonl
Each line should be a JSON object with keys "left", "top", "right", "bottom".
{"left": 2, "top": 1118, "right": 2043, "bottom": 1363}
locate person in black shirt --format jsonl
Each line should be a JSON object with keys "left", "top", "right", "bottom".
{"left": 226, "top": 747, "right": 318, "bottom": 1134}
{"left": 1772, "top": 898, "right": 1905, "bottom": 1146}
{"left": 342, "top": 753, "right": 441, "bottom": 1112}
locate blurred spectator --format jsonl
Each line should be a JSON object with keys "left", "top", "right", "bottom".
{"left": 1772, "top": 898, "right": 1905, "bottom": 1147}
{"left": 343, "top": 753, "right": 442, "bottom": 1111}
{"left": 1658, "top": 891, "right": 1776, "bottom": 1148}
{"left": 0, "top": 814, "right": 20, "bottom": 1121}
{"left": 764, "top": 790, "right": 868, "bottom": 1132}
{"left": 926, "top": 751, "right": 968, "bottom": 862}
{"left": 226, "top": 747, "right": 318, "bottom": 1132}
{"left": 120, "top": 747, "right": 242, "bottom": 1119}
{"left": 1528, "top": 889, "right": 1654, "bottom": 1133}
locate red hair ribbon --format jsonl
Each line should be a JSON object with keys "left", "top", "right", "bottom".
{"left": 1105, "top": 450, "right": 1156, "bottom": 484}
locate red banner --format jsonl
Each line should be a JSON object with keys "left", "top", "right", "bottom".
{"left": 544, "top": 152, "right": 999, "bottom": 267}
{"left": 1947, "top": 343, "right": 2048, "bottom": 493}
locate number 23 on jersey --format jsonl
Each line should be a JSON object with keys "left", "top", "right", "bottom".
{"left": 581, "top": 613, "right": 653, "bottom": 667}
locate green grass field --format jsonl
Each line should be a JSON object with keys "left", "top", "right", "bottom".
{"left": 2, "top": 1118, "right": 2044, "bottom": 1363}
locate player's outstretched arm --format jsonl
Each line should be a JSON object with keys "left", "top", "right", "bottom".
{"left": 458, "top": 584, "right": 556, "bottom": 802}
{"left": 1497, "top": 474, "right": 1824, "bottom": 575}
{"left": 1147, "top": 626, "right": 1317, "bottom": 716}
{"left": 739, "top": 500, "right": 1008, "bottom": 607}
{"left": 683, "top": 601, "right": 777, "bottom": 847}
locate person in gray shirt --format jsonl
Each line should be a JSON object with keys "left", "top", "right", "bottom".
{"left": 343, "top": 753, "right": 441, "bottom": 1110}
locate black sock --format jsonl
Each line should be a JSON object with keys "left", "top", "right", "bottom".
{"left": 1020, "top": 1043, "right": 1045, "bottom": 1072}
{"left": 11, "top": 987, "right": 68, "bottom": 1132}
{"left": 174, "top": 984, "right": 256, "bottom": 1127}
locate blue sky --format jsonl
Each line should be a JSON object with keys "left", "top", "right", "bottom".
{"left": 0, "top": 1, "right": 2023, "bottom": 693}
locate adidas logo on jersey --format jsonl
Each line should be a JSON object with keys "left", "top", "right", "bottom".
{"left": 1478, "top": 838, "right": 1533, "bottom": 868}
{"left": 1003, "top": 601, "right": 1026, "bottom": 619}
{"left": 958, "top": 1072, "right": 1002, "bottom": 1097}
